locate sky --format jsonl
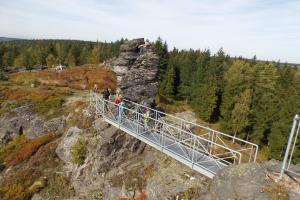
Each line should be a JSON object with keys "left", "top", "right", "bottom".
{"left": 0, "top": 0, "right": 299, "bottom": 63}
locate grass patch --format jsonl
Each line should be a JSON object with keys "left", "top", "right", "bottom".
{"left": 41, "top": 173, "right": 75, "bottom": 199}
{"left": 110, "top": 169, "right": 147, "bottom": 191}
{"left": 71, "top": 138, "right": 87, "bottom": 165}
{"left": 33, "top": 96, "right": 64, "bottom": 115}
{"left": 0, "top": 135, "right": 28, "bottom": 164}
{"left": 263, "top": 182, "right": 289, "bottom": 200}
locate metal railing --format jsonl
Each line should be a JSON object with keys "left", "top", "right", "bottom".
{"left": 280, "top": 114, "right": 300, "bottom": 178}
{"left": 89, "top": 91, "right": 258, "bottom": 178}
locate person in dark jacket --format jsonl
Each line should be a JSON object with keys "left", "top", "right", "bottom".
{"left": 102, "top": 88, "right": 110, "bottom": 112}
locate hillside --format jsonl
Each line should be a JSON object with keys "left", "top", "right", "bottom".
{"left": 0, "top": 37, "right": 22, "bottom": 42}
{"left": 0, "top": 39, "right": 299, "bottom": 200}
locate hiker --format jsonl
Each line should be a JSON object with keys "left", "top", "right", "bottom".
{"left": 102, "top": 88, "right": 110, "bottom": 112}
{"left": 155, "top": 106, "right": 166, "bottom": 131}
{"left": 138, "top": 39, "right": 150, "bottom": 54}
{"left": 93, "top": 83, "right": 98, "bottom": 92}
{"left": 114, "top": 95, "right": 122, "bottom": 119}
{"left": 143, "top": 108, "right": 150, "bottom": 130}
{"left": 118, "top": 97, "right": 125, "bottom": 122}
{"left": 150, "top": 99, "right": 157, "bottom": 110}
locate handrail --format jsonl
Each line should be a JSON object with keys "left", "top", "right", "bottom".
{"left": 90, "top": 91, "right": 257, "bottom": 170}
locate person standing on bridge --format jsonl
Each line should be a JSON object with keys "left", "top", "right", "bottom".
{"left": 118, "top": 97, "right": 125, "bottom": 122}
{"left": 143, "top": 108, "right": 150, "bottom": 130}
{"left": 102, "top": 88, "right": 110, "bottom": 112}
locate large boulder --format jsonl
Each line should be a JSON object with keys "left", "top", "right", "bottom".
{"left": 56, "top": 126, "right": 83, "bottom": 163}
{"left": 202, "top": 161, "right": 300, "bottom": 200}
{"left": 107, "top": 38, "right": 159, "bottom": 105}
{"left": 27, "top": 116, "right": 66, "bottom": 139}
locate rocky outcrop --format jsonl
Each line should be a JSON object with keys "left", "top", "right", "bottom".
{"left": 61, "top": 119, "right": 208, "bottom": 199}
{"left": 56, "top": 126, "right": 83, "bottom": 164}
{"left": 0, "top": 104, "right": 66, "bottom": 143}
{"left": 27, "top": 116, "right": 66, "bottom": 139}
{"left": 202, "top": 161, "right": 300, "bottom": 200}
{"left": 107, "top": 38, "right": 159, "bottom": 105}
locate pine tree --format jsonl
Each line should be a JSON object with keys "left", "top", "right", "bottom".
{"left": 230, "top": 89, "right": 252, "bottom": 140}
{"left": 46, "top": 54, "right": 56, "bottom": 67}
{"left": 160, "top": 61, "right": 176, "bottom": 98}
{"left": 89, "top": 47, "right": 101, "bottom": 64}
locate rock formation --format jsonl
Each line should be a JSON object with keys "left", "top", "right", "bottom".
{"left": 107, "top": 38, "right": 159, "bottom": 105}
{"left": 202, "top": 161, "right": 300, "bottom": 200}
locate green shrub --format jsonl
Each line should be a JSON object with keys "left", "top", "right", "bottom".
{"left": 34, "top": 96, "right": 64, "bottom": 115}
{"left": 71, "top": 138, "right": 87, "bottom": 165}
{"left": 41, "top": 173, "right": 75, "bottom": 199}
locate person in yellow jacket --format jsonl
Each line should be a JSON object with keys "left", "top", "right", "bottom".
{"left": 143, "top": 108, "right": 150, "bottom": 130}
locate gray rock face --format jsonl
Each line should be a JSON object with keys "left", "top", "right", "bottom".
{"left": 203, "top": 161, "right": 300, "bottom": 200}
{"left": 56, "top": 126, "right": 83, "bottom": 163}
{"left": 0, "top": 104, "right": 35, "bottom": 146}
{"left": 107, "top": 38, "right": 159, "bottom": 105}
{"left": 27, "top": 116, "right": 65, "bottom": 139}
{"left": 0, "top": 103, "right": 66, "bottom": 142}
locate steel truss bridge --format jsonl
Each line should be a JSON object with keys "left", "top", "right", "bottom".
{"left": 90, "top": 91, "right": 258, "bottom": 178}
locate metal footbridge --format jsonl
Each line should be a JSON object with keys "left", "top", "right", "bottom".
{"left": 90, "top": 91, "right": 258, "bottom": 178}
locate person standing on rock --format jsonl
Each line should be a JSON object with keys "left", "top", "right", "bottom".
{"left": 102, "top": 88, "right": 110, "bottom": 112}
{"left": 138, "top": 39, "right": 150, "bottom": 54}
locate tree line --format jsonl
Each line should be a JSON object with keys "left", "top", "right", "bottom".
{"left": 0, "top": 39, "right": 125, "bottom": 69}
{"left": 153, "top": 38, "right": 300, "bottom": 162}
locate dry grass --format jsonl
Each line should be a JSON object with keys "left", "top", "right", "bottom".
{"left": 9, "top": 66, "right": 117, "bottom": 91}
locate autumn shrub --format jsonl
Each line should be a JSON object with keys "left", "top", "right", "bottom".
{"left": 0, "top": 139, "right": 67, "bottom": 200}
{"left": 9, "top": 67, "right": 117, "bottom": 91}
{"left": 0, "top": 135, "right": 28, "bottom": 164}
{"left": 71, "top": 138, "right": 87, "bottom": 165}
{"left": 8, "top": 133, "right": 58, "bottom": 166}
{"left": 34, "top": 96, "right": 64, "bottom": 115}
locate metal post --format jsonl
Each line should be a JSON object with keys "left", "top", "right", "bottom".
{"left": 280, "top": 114, "right": 298, "bottom": 179}
{"left": 102, "top": 98, "right": 105, "bottom": 120}
{"left": 288, "top": 120, "right": 300, "bottom": 168}
{"left": 209, "top": 131, "right": 215, "bottom": 155}
{"left": 191, "top": 136, "right": 196, "bottom": 168}
{"left": 249, "top": 146, "right": 253, "bottom": 162}
{"left": 161, "top": 123, "right": 165, "bottom": 151}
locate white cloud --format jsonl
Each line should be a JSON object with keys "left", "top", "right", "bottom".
{"left": 0, "top": 0, "right": 299, "bottom": 63}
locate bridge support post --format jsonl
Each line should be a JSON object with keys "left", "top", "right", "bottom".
{"left": 191, "top": 136, "right": 196, "bottom": 169}
{"left": 280, "top": 114, "right": 298, "bottom": 178}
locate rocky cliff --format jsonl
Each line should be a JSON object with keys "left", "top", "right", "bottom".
{"left": 107, "top": 38, "right": 159, "bottom": 105}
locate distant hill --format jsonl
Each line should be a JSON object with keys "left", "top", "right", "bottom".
{"left": 0, "top": 37, "right": 23, "bottom": 42}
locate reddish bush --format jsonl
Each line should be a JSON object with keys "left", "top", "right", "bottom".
{"left": 8, "top": 133, "right": 57, "bottom": 166}
{"left": 136, "top": 192, "right": 147, "bottom": 200}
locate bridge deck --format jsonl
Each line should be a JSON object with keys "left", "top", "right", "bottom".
{"left": 90, "top": 91, "right": 258, "bottom": 179}
{"left": 105, "top": 116, "right": 227, "bottom": 178}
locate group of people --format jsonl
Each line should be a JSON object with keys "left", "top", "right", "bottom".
{"left": 100, "top": 88, "right": 165, "bottom": 132}
{"left": 101, "top": 88, "right": 125, "bottom": 122}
